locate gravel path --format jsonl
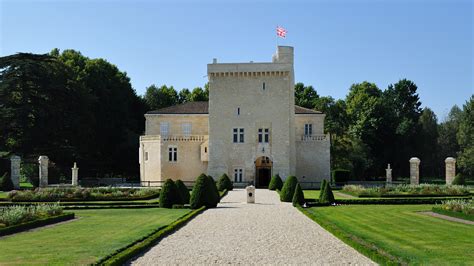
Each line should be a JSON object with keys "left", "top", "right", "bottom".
{"left": 131, "top": 189, "right": 375, "bottom": 265}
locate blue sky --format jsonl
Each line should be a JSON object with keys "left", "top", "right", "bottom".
{"left": 1, "top": 0, "right": 472, "bottom": 120}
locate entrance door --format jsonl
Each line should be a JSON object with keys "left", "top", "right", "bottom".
{"left": 255, "top": 156, "right": 272, "bottom": 188}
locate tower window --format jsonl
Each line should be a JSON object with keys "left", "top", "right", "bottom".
{"left": 263, "top": 82, "right": 266, "bottom": 90}
{"left": 233, "top": 128, "right": 244, "bottom": 143}
{"left": 258, "top": 128, "right": 270, "bottom": 143}
{"left": 237, "top": 107, "right": 240, "bottom": 116}
{"left": 168, "top": 146, "right": 177, "bottom": 162}
{"left": 304, "top": 124, "right": 313, "bottom": 136}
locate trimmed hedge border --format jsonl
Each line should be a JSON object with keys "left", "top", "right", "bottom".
{"left": 9, "top": 192, "right": 160, "bottom": 202}
{"left": 342, "top": 192, "right": 471, "bottom": 198}
{"left": 95, "top": 206, "right": 206, "bottom": 266}
{"left": 306, "top": 196, "right": 472, "bottom": 206}
{"left": 0, "top": 201, "right": 159, "bottom": 207}
{"left": 63, "top": 205, "right": 161, "bottom": 210}
{"left": 432, "top": 207, "right": 474, "bottom": 222}
{"left": 0, "top": 213, "right": 75, "bottom": 237}
{"left": 297, "top": 205, "right": 405, "bottom": 265}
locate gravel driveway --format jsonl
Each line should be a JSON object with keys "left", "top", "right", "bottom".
{"left": 131, "top": 189, "right": 375, "bottom": 265}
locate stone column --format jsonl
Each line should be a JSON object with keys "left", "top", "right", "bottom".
{"left": 38, "top": 156, "right": 49, "bottom": 188}
{"left": 10, "top": 155, "right": 21, "bottom": 189}
{"left": 71, "top": 162, "right": 79, "bottom": 186}
{"left": 386, "top": 164, "right": 392, "bottom": 185}
{"left": 445, "top": 157, "right": 456, "bottom": 185}
{"left": 409, "top": 157, "right": 420, "bottom": 185}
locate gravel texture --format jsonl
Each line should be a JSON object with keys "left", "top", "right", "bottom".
{"left": 131, "top": 189, "right": 375, "bottom": 265}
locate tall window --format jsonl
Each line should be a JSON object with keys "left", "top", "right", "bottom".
{"left": 304, "top": 123, "right": 313, "bottom": 136}
{"left": 168, "top": 146, "right": 177, "bottom": 162}
{"left": 258, "top": 128, "right": 270, "bottom": 143}
{"left": 233, "top": 128, "right": 244, "bottom": 143}
{"left": 234, "top": 168, "right": 243, "bottom": 182}
{"left": 182, "top": 123, "right": 192, "bottom": 136}
{"left": 160, "top": 122, "right": 169, "bottom": 136}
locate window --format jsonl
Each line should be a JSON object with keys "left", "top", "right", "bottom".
{"left": 233, "top": 128, "right": 244, "bottom": 143}
{"left": 182, "top": 123, "right": 192, "bottom": 136}
{"left": 263, "top": 82, "right": 266, "bottom": 91}
{"left": 145, "top": 152, "right": 148, "bottom": 161}
{"left": 160, "top": 122, "right": 169, "bottom": 136}
{"left": 168, "top": 146, "right": 177, "bottom": 162}
{"left": 258, "top": 128, "right": 270, "bottom": 143}
{"left": 204, "top": 147, "right": 207, "bottom": 153}
{"left": 234, "top": 168, "right": 243, "bottom": 182}
{"left": 237, "top": 107, "right": 240, "bottom": 116}
{"left": 304, "top": 123, "right": 313, "bottom": 136}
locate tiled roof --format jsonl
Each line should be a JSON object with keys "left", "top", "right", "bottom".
{"left": 147, "top": 101, "right": 322, "bottom": 115}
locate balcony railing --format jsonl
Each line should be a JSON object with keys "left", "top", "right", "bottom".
{"left": 162, "top": 135, "right": 206, "bottom": 142}
{"left": 300, "top": 134, "right": 327, "bottom": 141}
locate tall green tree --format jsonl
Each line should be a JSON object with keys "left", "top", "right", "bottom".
{"left": 189, "top": 87, "right": 208, "bottom": 101}
{"left": 144, "top": 84, "right": 178, "bottom": 110}
{"left": 418, "top": 108, "right": 439, "bottom": 177}
{"left": 295, "top": 82, "right": 319, "bottom": 109}
{"left": 457, "top": 96, "right": 474, "bottom": 176}
{"left": 438, "top": 105, "right": 462, "bottom": 161}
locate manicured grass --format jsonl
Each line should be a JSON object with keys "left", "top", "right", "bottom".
{"left": 302, "top": 205, "right": 474, "bottom": 264}
{"left": 303, "top": 190, "right": 353, "bottom": 200}
{"left": 0, "top": 208, "right": 190, "bottom": 265}
{"left": 20, "top": 182, "right": 33, "bottom": 189}
{"left": 0, "top": 192, "right": 7, "bottom": 199}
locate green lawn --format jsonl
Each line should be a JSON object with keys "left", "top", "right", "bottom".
{"left": 303, "top": 190, "right": 355, "bottom": 200}
{"left": 0, "top": 192, "right": 7, "bottom": 199}
{"left": 302, "top": 205, "right": 474, "bottom": 264}
{"left": 0, "top": 208, "right": 190, "bottom": 265}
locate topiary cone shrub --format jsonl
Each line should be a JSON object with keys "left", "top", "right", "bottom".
{"left": 292, "top": 183, "right": 305, "bottom": 207}
{"left": 207, "top": 175, "right": 220, "bottom": 207}
{"left": 319, "top": 180, "right": 335, "bottom": 204}
{"left": 0, "top": 172, "right": 14, "bottom": 191}
{"left": 159, "top": 179, "right": 179, "bottom": 208}
{"left": 280, "top": 175, "right": 298, "bottom": 202}
{"left": 268, "top": 174, "right": 283, "bottom": 191}
{"left": 319, "top": 179, "right": 327, "bottom": 198}
{"left": 217, "top": 174, "right": 233, "bottom": 191}
{"left": 175, "top": 179, "right": 190, "bottom": 204}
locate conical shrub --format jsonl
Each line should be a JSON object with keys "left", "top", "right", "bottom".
{"left": 319, "top": 179, "right": 327, "bottom": 199}
{"left": 292, "top": 183, "right": 305, "bottom": 207}
{"left": 217, "top": 174, "right": 233, "bottom": 191}
{"left": 190, "top": 173, "right": 208, "bottom": 209}
{"left": 175, "top": 179, "right": 190, "bottom": 204}
{"left": 206, "top": 175, "right": 220, "bottom": 207}
{"left": 268, "top": 174, "right": 283, "bottom": 191}
{"left": 280, "top": 175, "right": 298, "bottom": 202}
{"left": 319, "top": 180, "right": 335, "bottom": 204}
{"left": 159, "top": 179, "right": 179, "bottom": 208}
{"left": 0, "top": 172, "right": 14, "bottom": 191}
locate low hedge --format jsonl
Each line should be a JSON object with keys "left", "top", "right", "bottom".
{"left": 432, "top": 207, "right": 474, "bottom": 222}
{"left": 0, "top": 213, "right": 75, "bottom": 237}
{"left": 355, "top": 193, "right": 472, "bottom": 198}
{"left": 64, "top": 205, "right": 161, "bottom": 210}
{"left": 305, "top": 197, "right": 472, "bottom": 207}
{"left": 96, "top": 206, "right": 206, "bottom": 265}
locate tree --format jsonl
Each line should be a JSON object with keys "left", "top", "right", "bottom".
{"left": 189, "top": 87, "right": 209, "bottom": 102}
{"left": 178, "top": 88, "right": 191, "bottom": 103}
{"left": 295, "top": 82, "right": 319, "bottom": 109}
{"left": 438, "top": 105, "right": 462, "bottom": 160}
{"left": 457, "top": 96, "right": 474, "bottom": 177}
{"left": 144, "top": 84, "right": 178, "bottom": 110}
{"left": 418, "top": 108, "right": 439, "bottom": 177}
{"left": 0, "top": 173, "right": 14, "bottom": 191}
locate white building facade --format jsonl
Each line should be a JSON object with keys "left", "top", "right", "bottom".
{"left": 139, "top": 46, "right": 330, "bottom": 187}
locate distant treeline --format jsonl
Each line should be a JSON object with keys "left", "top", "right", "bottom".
{"left": 0, "top": 49, "right": 472, "bottom": 181}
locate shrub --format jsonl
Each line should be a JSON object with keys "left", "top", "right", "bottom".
{"left": 332, "top": 169, "right": 351, "bottom": 184}
{"left": 217, "top": 174, "right": 233, "bottom": 191}
{"left": 0, "top": 203, "right": 63, "bottom": 227}
{"left": 319, "top": 181, "right": 335, "bottom": 204}
{"left": 0, "top": 173, "right": 14, "bottom": 191}
{"left": 292, "top": 183, "right": 305, "bottom": 207}
{"left": 159, "top": 179, "right": 179, "bottom": 208}
{"left": 320, "top": 179, "right": 327, "bottom": 197}
{"left": 175, "top": 179, "right": 190, "bottom": 204}
{"left": 438, "top": 199, "right": 473, "bottom": 215}
{"left": 190, "top": 173, "right": 219, "bottom": 209}
{"left": 207, "top": 175, "right": 220, "bottom": 207}
{"left": 268, "top": 174, "right": 283, "bottom": 191}
{"left": 452, "top": 173, "right": 466, "bottom": 185}
{"left": 341, "top": 184, "right": 469, "bottom": 197}
{"left": 280, "top": 176, "right": 298, "bottom": 202}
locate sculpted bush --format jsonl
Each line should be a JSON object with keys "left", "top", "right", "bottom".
{"left": 159, "top": 179, "right": 179, "bottom": 208}
{"left": 268, "top": 174, "right": 283, "bottom": 191}
{"left": 292, "top": 183, "right": 305, "bottom": 207}
{"left": 280, "top": 176, "right": 298, "bottom": 202}
{"left": 217, "top": 174, "right": 233, "bottom": 191}
{"left": 175, "top": 179, "right": 190, "bottom": 204}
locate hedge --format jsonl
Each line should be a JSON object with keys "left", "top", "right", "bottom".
{"left": 331, "top": 169, "right": 351, "bottom": 183}
{"left": 9, "top": 192, "right": 161, "bottom": 202}
{"left": 0, "top": 213, "right": 75, "bottom": 237}
{"left": 305, "top": 196, "right": 472, "bottom": 206}
{"left": 96, "top": 206, "right": 206, "bottom": 265}
{"left": 432, "top": 207, "right": 474, "bottom": 222}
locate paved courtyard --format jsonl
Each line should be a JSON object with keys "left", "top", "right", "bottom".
{"left": 131, "top": 189, "right": 375, "bottom": 265}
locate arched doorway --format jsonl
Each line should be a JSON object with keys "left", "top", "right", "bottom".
{"left": 255, "top": 156, "right": 272, "bottom": 188}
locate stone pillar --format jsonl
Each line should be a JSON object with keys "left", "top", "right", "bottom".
{"left": 38, "top": 156, "right": 49, "bottom": 188}
{"left": 71, "top": 162, "right": 79, "bottom": 186}
{"left": 386, "top": 164, "right": 392, "bottom": 185}
{"left": 10, "top": 155, "right": 21, "bottom": 189}
{"left": 445, "top": 157, "right": 456, "bottom": 185}
{"left": 409, "top": 157, "right": 420, "bottom": 185}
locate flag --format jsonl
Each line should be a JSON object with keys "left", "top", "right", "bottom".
{"left": 276, "top": 26, "right": 287, "bottom": 38}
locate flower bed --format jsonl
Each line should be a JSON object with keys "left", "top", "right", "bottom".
{"left": 0, "top": 203, "right": 64, "bottom": 228}
{"left": 7, "top": 187, "right": 160, "bottom": 202}
{"left": 341, "top": 184, "right": 470, "bottom": 198}
{"left": 432, "top": 199, "right": 474, "bottom": 221}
